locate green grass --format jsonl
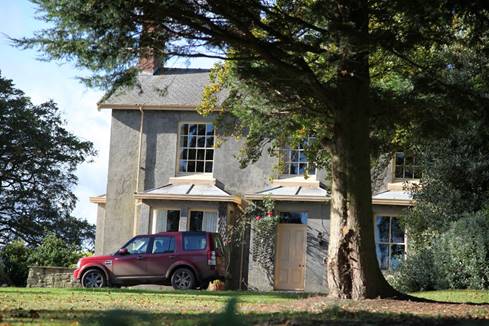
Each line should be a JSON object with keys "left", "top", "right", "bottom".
{"left": 412, "top": 289, "right": 489, "bottom": 304}
{"left": 0, "top": 288, "right": 488, "bottom": 325}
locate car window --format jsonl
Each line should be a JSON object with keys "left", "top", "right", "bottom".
{"left": 152, "top": 236, "right": 175, "bottom": 254}
{"left": 183, "top": 234, "right": 207, "bottom": 251}
{"left": 125, "top": 237, "right": 150, "bottom": 255}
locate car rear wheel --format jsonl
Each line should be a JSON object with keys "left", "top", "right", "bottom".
{"left": 81, "top": 269, "right": 106, "bottom": 288}
{"left": 171, "top": 268, "right": 195, "bottom": 290}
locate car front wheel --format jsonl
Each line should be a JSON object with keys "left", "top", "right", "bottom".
{"left": 81, "top": 269, "right": 106, "bottom": 288}
{"left": 171, "top": 268, "right": 195, "bottom": 290}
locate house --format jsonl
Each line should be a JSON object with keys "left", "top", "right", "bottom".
{"left": 90, "top": 59, "right": 417, "bottom": 292}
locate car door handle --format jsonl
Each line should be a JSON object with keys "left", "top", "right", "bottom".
{"left": 169, "top": 255, "right": 176, "bottom": 259}
{"left": 137, "top": 255, "right": 144, "bottom": 260}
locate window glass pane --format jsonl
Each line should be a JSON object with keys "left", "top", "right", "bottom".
{"left": 205, "top": 150, "right": 213, "bottom": 161}
{"left": 299, "top": 151, "right": 307, "bottom": 162}
{"left": 404, "top": 166, "right": 413, "bottom": 178}
{"left": 189, "top": 211, "right": 204, "bottom": 231}
{"left": 188, "top": 149, "right": 196, "bottom": 160}
{"left": 390, "top": 217, "right": 405, "bottom": 243}
{"left": 279, "top": 212, "right": 308, "bottom": 224}
{"left": 395, "top": 152, "right": 405, "bottom": 165}
{"left": 206, "top": 136, "right": 214, "bottom": 147}
{"left": 125, "top": 237, "right": 150, "bottom": 255}
{"left": 188, "top": 124, "right": 197, "bottom": 136}
{"left": 181, "top": 124, "right": 188, "bottom": 135}
{"left": 166, "top": 210, "right": 180, "bottom": 232}
{"left": 196, "top": 161, "right": 204, "bottom": 172}
{"left": 179, "top": 160, "right": 187, "bottom": 172}
{"left": 206, "top": 124, "right": 214, "bottom": 136}
{"left": 376, "top": 243, "right": 389, "bottom": 270}
{"left": 183, "top": 234, "right": 207, "bottom": 251}
{"left": 290, "top": 163, "right": 298, "bottom": 175}
{"left": 298, "top": 163, "right": 307, "bottom": 174}
{"left": 188, "top": 161, "right": 196, "bottom": 172}
{"left": 197, "top": 124, "right": 206, "bottom": 135}
{"left": 205, "top": 162, "right": 213, "bottom": 173}
{"left": 197, "top": 149, "right": 205, "bottom": 160}
{"left": 180, "top": 136, "right": 188, "bottom": 147}
{"left": 390, "top": 244, "right": 405, "bottom": 270}
{"left": 291, "top": 150, "right": 298, "bottom": 162}
{"left": 375, "top": 216, "right": 390, "bottom": 243}
{"left": 197, "top": 136, "right": 205, "bottom": 147}
{"left": 152, "top": 236, "right": 175, "bottom": 254}
{"left": 395, "top": 165, "right": 404, "bottom": 178}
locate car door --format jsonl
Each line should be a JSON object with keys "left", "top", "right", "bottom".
{"left": 145, "top": 235, "right": 176, "bottom": 279}
{"left": 112, "top": 236, "right": 151, "bottom": 278}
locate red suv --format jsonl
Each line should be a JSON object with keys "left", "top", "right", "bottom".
{"left": 74, "top": 232, "right": 226, "bottom": 290}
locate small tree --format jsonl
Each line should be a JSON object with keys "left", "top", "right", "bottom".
{"left": 29, "top": 233, "right": 84, "bottom": 268}
{"left": 0, "top": 241, "right": 32, "bottom": 286}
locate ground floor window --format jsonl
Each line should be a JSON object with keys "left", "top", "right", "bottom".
{"left": 374, "top": 215, "right": 406, "bottom": 270}
{"left": 152, "top": 209, "right": 180, "bottom": 233}
{"left": 279, "top": 211, "right": 308, "bottom": 224}
{"left": 189, "top": 210, "right": 218, "bottom": 232}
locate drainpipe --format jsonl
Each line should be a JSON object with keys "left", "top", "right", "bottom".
{"left": 133, "top": 105, "right": 144, "bottom": 235}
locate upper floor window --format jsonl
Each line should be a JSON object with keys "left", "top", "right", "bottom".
{"left": 281, "top": 141, "right": 315, "bottom": 176}
{"left": 394, "top": 152, "right": 421, "bottom": 179}
{"left": 375, "top": 216, "right": 406, "bottom": 271}
{"left": 178, "top": 123, "right": 214, "bottom": 174}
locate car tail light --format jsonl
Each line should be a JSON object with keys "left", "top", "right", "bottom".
{"left": 208, "top": 250, "right": 216, "bottom": 266}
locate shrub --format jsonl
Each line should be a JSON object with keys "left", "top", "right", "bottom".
{"left": 391, "top": 211, "right": 489, "bottom": 292}
{"left": 434, "top": 211, "right": 489, "bottom": 289}
{"left": 388, "top": 247, "right": 437, "bottom": 292}
{"left": 28, "top": 233, "right": 83, "bottom": 268}
{"left": 0, "top": 240, "right": 32, "bottom": 286}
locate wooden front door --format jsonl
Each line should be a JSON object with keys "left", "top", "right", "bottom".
{"left": 274, "top": 224, "right": 306, "bottom": 291}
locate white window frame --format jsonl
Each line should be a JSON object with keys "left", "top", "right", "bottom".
{"left": 188, "top": 209, "right": 219, "bottom": 232}
{"left": 393, "top": 151, "right": 422, "bottom": 180}
{"left": 152, "top": 208, "right": 181, "bottom": 233}
{"left": 176, "top": 122, "right": 215, "bottom": 176}
{"left": 374, "top": 215, "right": 407, "bottom": 271}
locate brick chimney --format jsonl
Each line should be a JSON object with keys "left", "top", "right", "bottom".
{"left": 138, "top": 21, "right": 164, "bottom": 75}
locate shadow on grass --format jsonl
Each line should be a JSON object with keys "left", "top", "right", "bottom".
{"left": 69, "top": 287, "right": 315, "bottom": 300}
{"left": 3, "top": 298, "right": 488, "bottom": 326}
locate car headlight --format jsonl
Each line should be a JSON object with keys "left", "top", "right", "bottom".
{"left": 76, "top": 260, "right": 81, "bottom": 269}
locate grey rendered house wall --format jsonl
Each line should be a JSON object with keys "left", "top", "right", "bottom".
{"left": 99, "top": 109, "right": 324, "bottom": 254}
{"left": 247, "top": 201, "right": 331, "bottom": 293}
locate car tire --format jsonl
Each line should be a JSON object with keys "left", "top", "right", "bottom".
{"left": 171, "top": 268, "right": 196, "bottom": 290}
{"left": 81, "top": 268, "right": 107, "bottom": 288}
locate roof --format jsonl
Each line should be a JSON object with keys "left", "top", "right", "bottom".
{"left": 98, "top": 68, "right": 227, "bottom": 109}
{"left": 89, "top": 194, "right": 106, "bottom": 204}
{"left": 372, "top": 191, "right": 414, "bottom": 206}
{"left": 245, "top": 185, "right": 330, "bottom": 202}
{"left": 134, "top": 183, "right": 241, "bottom": 204}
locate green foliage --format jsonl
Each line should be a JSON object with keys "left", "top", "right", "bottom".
{"left": 247, "top": 198, "right": 280, "bottom": 284}
{"left": 28, "top": 233, "right": 84, "bottom": 268}
{"left": 434, "top": 212, "right": 489, "bottom": 290}
{"left": 0, "top": 72, "right": 95, "bottom": 248}
{"left": 0, "top": 240, "right": 32, "bottom": 286}
{"left": 391, "top": 211, "right": 489, "bottom": 292}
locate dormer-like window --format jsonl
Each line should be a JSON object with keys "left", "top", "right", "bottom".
{"left": 178, "top": 123, "right": 214, "bottom": 173}
{"left": 281, "top": 139, "right": 315, "bottom": 176}
{"left": 394, "top": 152, "right": 421, "bottom": 179}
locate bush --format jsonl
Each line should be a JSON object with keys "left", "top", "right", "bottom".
{"left": 0, "top": 240, "right": 32, "bottom": 286}
{"left": 28, "top": 233, "right": 83, "bottom": 268}
{"left": 434, "top": 211, "right": 489, "bottom": 289}
{"left": 391, "top": 211, "right": 489, "bottom": 292}
{"left": 388, "top": 247, "right": 437, "bottom": 292}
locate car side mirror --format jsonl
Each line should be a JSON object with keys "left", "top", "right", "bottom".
{"left": 118, "top": 248, "right": 128, "bottom": 256}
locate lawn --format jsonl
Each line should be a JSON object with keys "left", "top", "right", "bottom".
{"left": 0, "top": 288, "right": 488, "bottom": 325}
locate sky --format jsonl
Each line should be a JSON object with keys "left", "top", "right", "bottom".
{"left": 0, "top": 1, "right": 217, "bottom": 225}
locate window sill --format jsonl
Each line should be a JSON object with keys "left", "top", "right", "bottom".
{"left": 272, "top": 176, "right": 319, "bottom": 188}
{"left": 170, "top": 174, "right": 215, "bottom": 186}
{"left": 387, "top": 180, "right": 420, "bottom": 191}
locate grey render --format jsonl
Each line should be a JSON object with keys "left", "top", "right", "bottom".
{"left": 91, "top": 68, "right": 411, "bottom": 292}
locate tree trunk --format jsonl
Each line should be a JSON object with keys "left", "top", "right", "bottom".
{"left": 326, "top": 0, "right": 400, "bottom": 299}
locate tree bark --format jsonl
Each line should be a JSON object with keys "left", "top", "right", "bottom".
{"left": 326, "top": 0, "right": 400, "bottom": 299}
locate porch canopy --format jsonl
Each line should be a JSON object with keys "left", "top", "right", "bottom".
{"left": 245, "top": 184, "right": 329, "bottom": 202}
{"left": 134, "top": 180, "right": 241, "bottom": 204}
{"left": 372, "top": 190, "right": 414, "bottom": 206}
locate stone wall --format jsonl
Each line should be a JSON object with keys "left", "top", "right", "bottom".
{"left": 26, "top": 266, "right": 80, "bottom": 288}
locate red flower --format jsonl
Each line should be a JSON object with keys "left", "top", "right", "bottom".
{"left": 266, "top": 211, "right": 273, "bottom": 217}
{"left": 255, "top": 215, "right": 262, "bottom": 221}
